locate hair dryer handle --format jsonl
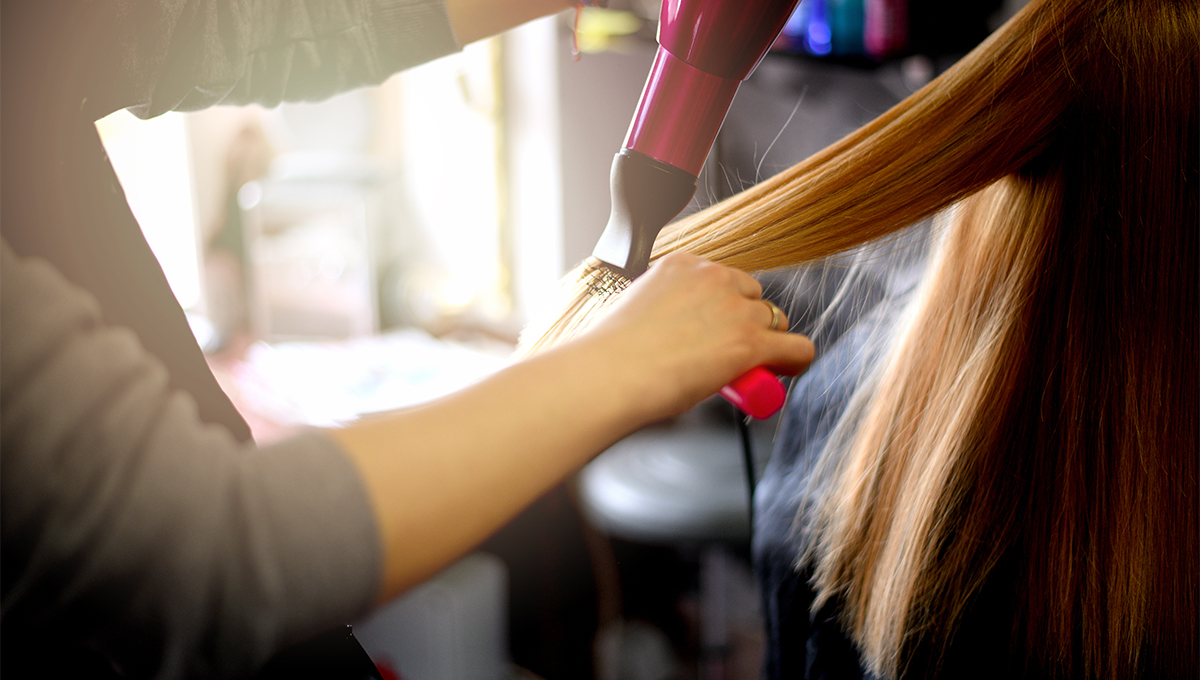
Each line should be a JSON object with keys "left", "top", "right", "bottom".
{"left": 720, "top": 366, "right": 786, "bottom": 419}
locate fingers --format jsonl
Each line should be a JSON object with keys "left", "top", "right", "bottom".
{"left": 629, "top": 252, "right": 816, "bottom": 379}
{"left": 734, "top": 280, "right": 814, "bottom": 377}
{"left": 652, "top": 252, "right": 809, "bottom": 368}
{"left": 654, "top": 254, "right": 785, "bottom": 329}
{"left": 734, "top": 294, "right": 811, "bottom": 376}
{"left": 701, "top": 267, "right": 812, "bottom": 376}
{"left": 653, "top": 252, "right": 763, "bottom": 299}
{"left": 760, "top": 299, "right": 788, "bottom": 332}
{"left": 729, "top": 266, "right": 765, "bottom": 300}
{"left": 760, "top": 331, "right": 816, "bottom": 377}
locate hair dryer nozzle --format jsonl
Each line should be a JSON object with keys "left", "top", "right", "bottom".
{"left": 592, "top": 149, "right": 697, "bottom": 279}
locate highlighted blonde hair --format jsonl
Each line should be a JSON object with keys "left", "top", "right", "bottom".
{"left": 529, "top": 0, "right": 1197, "bottom": 676}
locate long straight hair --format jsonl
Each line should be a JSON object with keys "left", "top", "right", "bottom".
{"left": 531, "top": 0, "right": 1198, "bottom": 676}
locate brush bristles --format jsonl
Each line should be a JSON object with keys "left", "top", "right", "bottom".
{"left": 580, "top": 260, "right": 632, "bottom": 297}
{"left": 516, "top": 258, "right": 630, "bottom": 358}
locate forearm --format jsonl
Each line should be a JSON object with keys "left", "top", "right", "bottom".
{"left": 0, "top": 241, "right": 381, "bottom": 676}
{"left": 445, "top": 0, "right": 575, "bottom": 45}
{"left": 331, "top": 333, "right": 648, "bottom": 602}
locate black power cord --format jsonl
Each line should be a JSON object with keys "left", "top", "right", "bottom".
{"left": 734, "top": 411, "right": 757, "bottom": 539}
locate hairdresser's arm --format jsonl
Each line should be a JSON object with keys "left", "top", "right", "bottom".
{"left": 332, "top": 253, "right": 815, "bottom": 601}
{"left": 77, "top": 0, "right": 574, "bottom": 122}
{"left": 446, "top": 0, "right": 576, "bottom": 45}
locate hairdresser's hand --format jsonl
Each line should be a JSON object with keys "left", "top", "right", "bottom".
{"left": 579, "top": 252, "right": 815, "bottom": 421}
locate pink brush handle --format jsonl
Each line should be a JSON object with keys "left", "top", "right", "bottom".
{"left": 720, "top": 366, "right": 785, "bottom": 419}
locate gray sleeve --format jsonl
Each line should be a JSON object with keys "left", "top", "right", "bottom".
{"left": 1, "top": 239, "right": 383, "bottom": 678}
{"left": 82, "top": 0, "right": 462, "bottom": 120}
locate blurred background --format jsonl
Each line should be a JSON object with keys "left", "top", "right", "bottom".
{"left": 96, "top": 1, "right": 1026, "bottom": 678}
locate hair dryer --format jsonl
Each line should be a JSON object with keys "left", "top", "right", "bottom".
{"left": 591, "top": 0, "right": 801, "bottom": 280}
{"left": 590, "top": 0, "right": 800, "bottom": 419}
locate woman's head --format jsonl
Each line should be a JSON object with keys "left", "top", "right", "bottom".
{"left": 788, "top": 1, "right": 1196, "bottom": 677}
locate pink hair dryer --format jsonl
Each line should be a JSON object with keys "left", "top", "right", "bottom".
{"left": 591, "top": 0, "right": 800, "bottom": 418}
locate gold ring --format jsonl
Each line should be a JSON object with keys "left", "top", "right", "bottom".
{"left": 763, "top": 299, "right": 785, "bottom": 331}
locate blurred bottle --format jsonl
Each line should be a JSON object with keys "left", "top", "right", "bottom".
{"left": 775, "top": 0, "right": 866, "bottom": 58}
{"left": 774, "top": 0, "right": 1004, "bottom": 61}
{"left": 865, "top": 0, "right": 908, "bottom": 59}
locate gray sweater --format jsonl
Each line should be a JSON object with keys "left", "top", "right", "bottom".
{"left": 1, "top": 1, "right": 461, "bottom": 676}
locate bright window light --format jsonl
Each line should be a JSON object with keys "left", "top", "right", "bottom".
{"left": 96, "top": 109, "right": 204, "bottom": 311}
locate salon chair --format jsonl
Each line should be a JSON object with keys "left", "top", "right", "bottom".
{"left": 577, "top": 397, "right": 776, "bottom": 680}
